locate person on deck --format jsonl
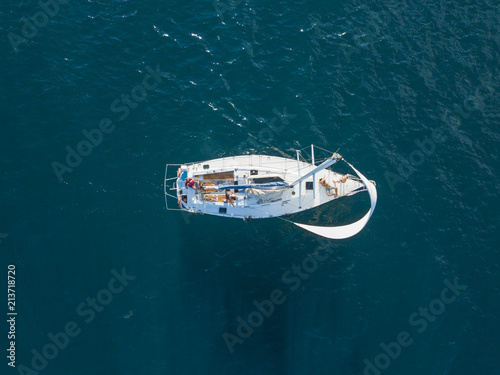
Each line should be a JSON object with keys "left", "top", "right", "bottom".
{"left": 225, "top": 190, "right": 237, "bottom": 207}
{"left": 319, "top": 177, "right": 337, "bottom": 197}
{"left": 333, "top": 174, "right": 349, "bottom": 183}
{"left": 185, "top": 177, "right": 204, "bottom": 191}
{"left": 177, "top": 166, "right": 188, "bottom": 179}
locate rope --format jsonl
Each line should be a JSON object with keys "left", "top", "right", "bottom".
{"left": 313, "top": 145, "right": 335, "bottom": 154}
{"left": 278, "top": 216, "right": 295, "bottom": 224}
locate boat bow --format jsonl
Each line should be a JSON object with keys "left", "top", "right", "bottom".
{"left": 292, "top": 161, "right": 377, "bottom": 239}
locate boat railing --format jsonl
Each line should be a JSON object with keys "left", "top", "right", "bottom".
{"left": 164, "top": 164, "right": 185, "bottom": 211}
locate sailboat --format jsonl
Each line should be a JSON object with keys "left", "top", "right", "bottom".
{"left": 164, "top": 145, "right": 377, "bottom": 239}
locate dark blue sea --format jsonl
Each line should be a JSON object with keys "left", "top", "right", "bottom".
{"left": 1, "top": 0, "right": 499, "bottom": 374}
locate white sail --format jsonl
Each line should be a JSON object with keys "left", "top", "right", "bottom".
{"left": 293, "top": 162, "right": 377, "bottom": 239}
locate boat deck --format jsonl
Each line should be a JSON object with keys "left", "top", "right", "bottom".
{"left": 165, "top": 154, "right": 366, "bottom": 219}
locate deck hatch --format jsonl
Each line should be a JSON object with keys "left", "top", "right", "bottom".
{"left": 203, "top": 171, "right": 234, "bottom": 180}
{"left": 250, "top": 176, "right": 284, "bottom": 184}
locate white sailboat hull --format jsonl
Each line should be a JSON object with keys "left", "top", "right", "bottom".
{"left": 166, "top": 154, "right": 366, "bottom": 220}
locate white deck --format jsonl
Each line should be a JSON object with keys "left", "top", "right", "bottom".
{"left": 166, "top": 154, "right": 365, "bottom": 220}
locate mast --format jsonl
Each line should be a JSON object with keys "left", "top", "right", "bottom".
{"left": 311, "top": 145, "right": 315, "bottom": 199}
{"left": 296, "top": 150, "right": 301, "bottom": 208}
{"left": 289, "top": 153, "right": 341, "bottom": 188}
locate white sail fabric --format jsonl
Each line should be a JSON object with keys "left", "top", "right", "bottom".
{"left": 293, "top": 163, "right": 377, "bottom": 239}
{"left": 246, "top": 188, "right": 288, "bottom": 204}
